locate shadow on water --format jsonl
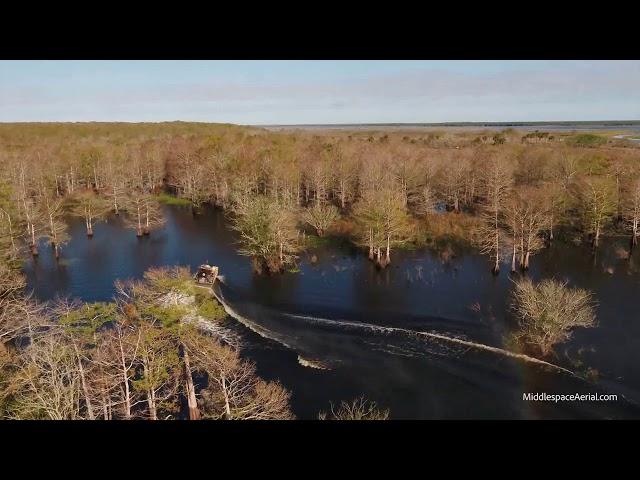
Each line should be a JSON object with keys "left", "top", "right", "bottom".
{"left": 24, "top": 204, "right": 640, "bottom": 419}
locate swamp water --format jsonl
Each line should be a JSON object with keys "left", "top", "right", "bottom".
{"left": 24, "top": 205, "right": 640, "bottom": 419}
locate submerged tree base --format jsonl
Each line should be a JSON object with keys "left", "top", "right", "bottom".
{"left": 251, "top": 256, "right": 287, "bottom": 275}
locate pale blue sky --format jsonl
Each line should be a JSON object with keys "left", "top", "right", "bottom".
{"left": 0, "top": 61, "right": 638, "bottom": 123}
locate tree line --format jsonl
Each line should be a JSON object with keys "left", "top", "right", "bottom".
{"left": 1, "top": 123, "right": 638, "bottom": 274}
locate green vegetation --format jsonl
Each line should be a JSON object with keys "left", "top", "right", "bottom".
{"left": 230, "top": 195, "right": 299, "bottom": 273}
{"left": 142, "top": 266, "right": 199, "bottom": 296}
{"left": 156, "top": 192, "right": 193, "bottom": 206}
{"left": 567, "top": 133, "right": 607, "bottom": 147}
{"left": 197, "top": 298, "right": 226, "bottom": 320}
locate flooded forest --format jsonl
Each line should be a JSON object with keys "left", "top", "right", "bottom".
{"left": 1, "top": 122, "right": 640, "bottom": 419}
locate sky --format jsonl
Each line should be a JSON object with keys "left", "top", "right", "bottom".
{"left": 0, "top": 60, "right": 638, "bottom": 124}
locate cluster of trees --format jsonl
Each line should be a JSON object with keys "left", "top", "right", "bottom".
{"left": 0, "top": 141, "right": 171, "bottom": 264}
{"left": 475, "top": 151, "right": 640, "bottom": 274}
{"left": 161, "top": 129, "right": 640, "bottom": 274}
{"left": 2, "top": 123, "right": 639, "bottom": 276}
{"left": 521, "top": 131, "right": 554, "bottom": 143}
{"left": 0, "top": 266, "right": 293, "bottom": 420}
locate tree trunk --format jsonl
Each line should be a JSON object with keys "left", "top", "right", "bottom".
{"left": 148, "top": 388, "right": 157, "bottom": 420}
{"left": 493, "top": 221, "right": 500, "bottom": 274}
{"left": 136, "top": 206, "right": 143, "bottom": 237}
{"left": 144, "top": 204, "right": 151, "bottom": 235}
{"left": 385, "top": 234, "right": 391, "bottom": 265}
{"left": 102, "top": 391, "right": 109, "bottom": 420}
{"left": 221, "top": 376, "right": 232, "bottom": 420}
{"left": 368, "top": 229, "right": 374, "bottom": 260}
{"left": 29, "top": 223, "right": 38, "bottom": 256}
{"left": 73, "top": 343, "right": 95, "bottom": 420}
{"left": 120, "top": 374, "right": 131, "bottom": 419}
{"left": 114, "top": 188, "right": 119, "bottom": 215}
{"left": 182, "top": 349, "right": 200, "bottom": 420}
{"left": 31, "top": 227, "right": 39, "bottom": 256}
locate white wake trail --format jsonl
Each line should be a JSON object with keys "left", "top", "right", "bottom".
{"left": 286, "top": 313, "right": 577, "bottom": 376}
{"left": 212, "top": 284, "right": 575, "bottom": 377}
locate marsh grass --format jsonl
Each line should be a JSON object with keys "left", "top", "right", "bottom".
{"left": 196, "top": 297, "right": 227, "bottom": 321}
{"left": 156, "top": 193, "right": 193, "bottom": 207}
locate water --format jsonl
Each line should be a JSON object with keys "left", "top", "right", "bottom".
{"left": 262, "top": 122, "right": 640, "bottom": 134}
{"left": 24, "top": 205, "right": 640, "bottom": 419}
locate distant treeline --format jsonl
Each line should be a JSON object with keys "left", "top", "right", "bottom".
{"left": 262, "top": 120, "right": 640, "bottom": 128}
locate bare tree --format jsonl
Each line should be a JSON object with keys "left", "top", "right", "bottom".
{"left": 186, "top": 334, "right": 293, "bottom": 420}
{"left": 133, "top": 324, "right": 180, "bottom": 420}
{"left": 40, "top": 195, "right": 69, "bottom": 259}
{"left": 0, "top": 265, "right": 44, "bottom": 344}
{"left": 540, "top": 179, "right": 565, "bottom": 242}
{"left": 623, "top": 175, "right": 640, "bottom": 251}
{"left": 318, "top": 396, "right": 389, "bottom": 420}
{"left": 510, "top": 278, "right": 596, "bottom": 357}
{"left": 6, "top": 333, "right": 83, "bottom": 420}
{"left": 69, "top": 190, "right": 110, "bottom": 237}
{"left": 123, "top": 192, "right": 165, "bottom": 237}
{"left": 353, "top": 184, "right": 413, "bottom": 268}
{"left": 171, "top": 152, "right": 210, "bottom": 209}
{"left": 573, "top": 177, "right": 616, "bottom": 248}
{"left": 477, "top": 157, "right": 512, "bottom": 274}
{"left": 436, "top": 153, "right": 468, "bottom": 213}
{"left": 330, "top": 146, "right": 358, "bottom": 210}
{"left": 96, "top": 321, "right": 142, "bottom": 419}
{"left": 302, "top": 202, "right": 339, "bottom": 237}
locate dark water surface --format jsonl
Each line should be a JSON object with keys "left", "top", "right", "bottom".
{"left": 24, "top": 205, "right": 640, "bottom": 419}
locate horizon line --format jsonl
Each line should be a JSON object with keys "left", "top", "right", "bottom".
{"left": 0, "top": 119, "right": 639, "bottom": 126}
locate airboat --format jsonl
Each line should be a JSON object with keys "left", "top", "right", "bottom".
{"left": 194, "top": 263, "right": 219, "bottom": 284}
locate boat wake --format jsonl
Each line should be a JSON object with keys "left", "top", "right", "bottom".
{"left": 209, "top": 280, "right": 640, "bottom": 417}
{"left": 211, "top": 281, "right": 574, "bottom": 377}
